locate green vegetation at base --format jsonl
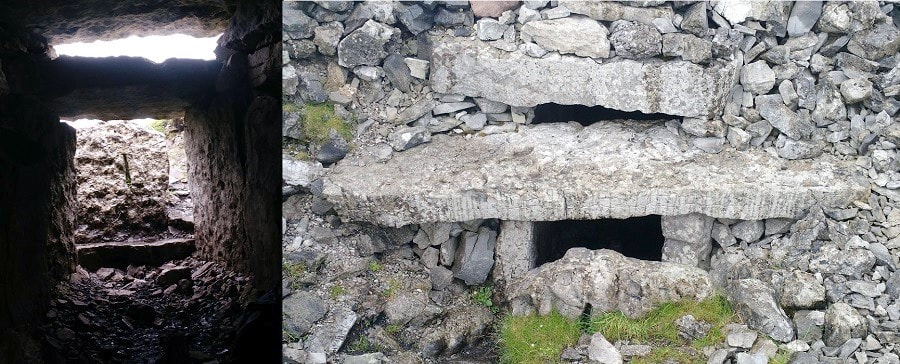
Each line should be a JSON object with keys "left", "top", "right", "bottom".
{"left": 472, "top": 286, "right": 500, "bottom": 313}
{"left": 283, "top": 261, "right": 311, "bottom": 291}
{"left": 345, "top": 336, "right": 379, "bottom": 354}
{"left": 499, "top": 311, "right": 582, "bottom": 364}
{"left": 498, "top": 295, "right": 737, "bottom": 364}
{"left": 282, "top": 328, "right": 301, "bottom": 343}
{"left": 632, "top": 347, "right": 697, "bottom": 364}
{"left": 283, "top": 261, "right": 307, "bottom": 278}
{"left": 283, "top": 101, "right": 301, "bottom": 113}
{"left": 385, "top": 324, "right": 401, "bottom": 335}
{"left": 381, "top": 278, "right": 402, "bottom": 299}
{"left": 588, "top": 294, "right": 735, "bottom": 350}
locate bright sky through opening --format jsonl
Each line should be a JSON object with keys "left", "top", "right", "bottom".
{"left": 54, "top": 34, "right": 221, "bottom": 63}
{"left": 62, "top": 118, "right": 160, "bottom": 132}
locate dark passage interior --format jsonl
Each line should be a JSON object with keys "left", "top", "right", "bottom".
{"left": 0, "top": 1, "right": 281, "bottom": 362}
{"left": 533, "top": 216, "right": 664, "bottom": 265}
{"left": 532, "top": 103, "right": 676, "bottom": 125}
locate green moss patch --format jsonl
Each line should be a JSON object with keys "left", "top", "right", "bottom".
{"left": 148, "top": 119, "right": 168, "bottom": 134}
{"left": 298, "top": 102, "right": 353, "bottom": 144}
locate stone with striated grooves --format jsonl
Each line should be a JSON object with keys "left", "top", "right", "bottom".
{"left": 429, "top": 37, "right": 738, "bottom": 118}
{"left": 323, "top": 122, "right": 867, "bottom": 227}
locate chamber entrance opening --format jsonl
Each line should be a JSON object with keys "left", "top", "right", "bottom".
{"left": 532, "top": 104, "right": 675, "bottom": 125}
{"left": 533, "top": 216, "right": 664, "bottom": 265}
{"left": 65, "top": 118, "right": 193, "bottom": 245}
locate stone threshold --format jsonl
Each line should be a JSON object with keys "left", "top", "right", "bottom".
{"left": 323, "top": 121, "right": 868, "bottom": 227}
{"left": 76, "top": 238, "right": 196, "bottom": 270}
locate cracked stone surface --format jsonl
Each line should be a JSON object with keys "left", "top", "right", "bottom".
{"left": 429, "top": 37, "right": 738, "bottom": 118}
{"left": 324, "top": 121, "right": 867, "bottom": 227}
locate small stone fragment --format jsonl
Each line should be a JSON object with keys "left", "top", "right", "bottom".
{"left": 741, "top": 61, "right": 776, "bottom": 95}
{"left": 609, "top": 20, "right": 662, "bottom": 59}
{"left": 588, "top": 332, "right": 623, "bottom": 364}
{"left": 787, "top": 1, "right": 823, "bottom": 37}
{"left": 388, "top": 126, "right": 432, "bottom": 151}
{"left": 476, "top": 18, "right": 506, "bottom": 40}
{"left": 840, "top": 78, "right": 873, "bottom": 103}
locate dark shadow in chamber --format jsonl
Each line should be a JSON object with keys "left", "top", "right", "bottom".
{"left": 532, "top": 103, "right": 675, "bottom": 125}
{"left": 533, "top": 216, "right": 664, "bottom": 265}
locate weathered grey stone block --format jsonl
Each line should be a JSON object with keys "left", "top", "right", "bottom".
{"left": 493, "top": 220, "right": 536, "bottom": 291}
{"left": 430, "top": 37, "right": 738, "bottom": 118}
{"left": 452, "top": 227, "right": 497, "bottom": 285}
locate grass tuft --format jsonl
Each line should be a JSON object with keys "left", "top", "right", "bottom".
{"left": 381, "top": 278, "right": 402, "bottom": 298}
{"left": 631, "top": 347, "right": 697, "bottom": 364}
{"left": 329, "top": 285, "right": 346, "bottom": 299}
{"left": 299, "top": 102, "right": 353, "bottom": 144}
{"left": 499, "top": 312, "right": 582, "bottom": 364}
{"left": 368, "top": 261, "right": 383, "bottom": 273}
{"left": 771, "top": 349, "right": 791, "bottom": 364}
{"left": 282, "top": 138, "right": 310, "bottom": 160}
{"left": 385, "top": 324, "right": 401, "bottom": 335}
{"left": 588, "top": 294, "right": 735, "bottom": 346}
{"left": 282, "top": 328, "right": 301, "bottom": 343}
{"left": 283, "top": 101, "right": 301, "bottom": 113}
{"left": 345, "top": 336, "right": 379, "bottom": 354}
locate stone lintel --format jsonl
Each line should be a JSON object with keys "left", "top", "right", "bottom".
{"left": 430, "top": 37, "right": 738, "bottom": 118}
{"left": 324, "top": 122, "right": 867, "bottom": 227}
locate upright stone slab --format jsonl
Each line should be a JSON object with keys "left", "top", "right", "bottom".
{"left": 494, "top": 221, "right": 536, "bottom": 290}
{"left": 430, "top": 37, "right": 739, "bottom": 118}
{"left": 323, "top": 122, "right": 867, "bottom": 227}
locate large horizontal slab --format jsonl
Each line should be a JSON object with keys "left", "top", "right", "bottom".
{"left": 323, "top": 122, "right": 868, "bottom": 227}
{"left": 429, "top": 38, "right": 738, "bottom": 118}
{"left": 76, "top": 238, "right": 195, "bottom": 270}
{"left": 42, "top": 57, "right": 219, "bottom": 120}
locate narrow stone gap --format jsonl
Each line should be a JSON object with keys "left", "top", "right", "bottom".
{"left": 578, "top": 304, "right": 593, "bottom": 333}
{"left": 532, "top": 216, "right": 664, "bottom": 265}
{"left": 532, "top": 103, "right": 676, "bottom": 125}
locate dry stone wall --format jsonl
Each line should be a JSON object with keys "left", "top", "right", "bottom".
{"left": 282, "top": 1, "right": 900, "bottom": 362}
{"left": 187, "top": 0, "right": 281, "bottom": 291}
{"left": 0, "top": 28, "right": 77, "bottom": 362}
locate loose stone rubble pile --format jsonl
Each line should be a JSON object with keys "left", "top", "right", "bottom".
{"left": 41, "top": 257, "right": 248, "bottom": 362}
{"left": 283, "top": 1, "right": 899, "bottom": 362}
